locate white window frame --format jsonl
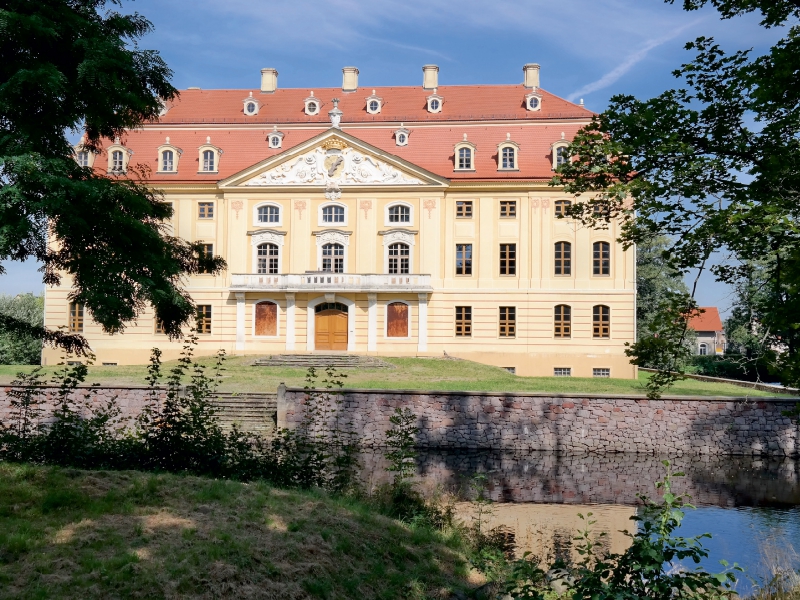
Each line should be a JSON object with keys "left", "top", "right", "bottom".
{"left": 250, "top": 230, "right": 285, "bottom": 274}
{"left": 383, "top": 300, "right": 412, "bottom": 339}
{"left": 497, "top": 141, "right": 520, "bottom": 171}
{"left": 395, "top": 128, "right": 410, "bottom": 146}
{"left": 252, "top": 300, "right": 281, "bottom": 339}
{"left": 315, "top": 230, "right": 351, "bottom": 272}
{"left": 699, "top": 343, "right": 708, "bottom": 356}
{"left": 197, "top": 142, "right": 222, "bottom": 174}
{"left": 254, "top": 202, "right": 283, "bottom": 227}
{"left": 552, "top": 141, "right": 570, "bottom": 170}
{"left": 156, "top": 142, "right": 182, "bottom": 174}
{"left": 454, "top": 142, "right": 476, "bottom": 171}
{"left": 106, "top": 141, "right": 131, "bottom": 173}
{"left": 525, "top": 92, "right": 543, "bottom": 112}
{"left": 255, "top": 242, "right": 281, "bottom": 275}
{"left": 427, "top": 93, "right": 443, "bottom": 113}
{"left": 304, "top": 94, "right": 320, "bottom": 116}
{"left": 318, "top": 202, "right": 348, "bottom": 227}
{"left": 365, "top": 91, "right": 383, "bottom": 115}
{"left": 384, "top": 201, "right": 414, "bottom": 227}
{"left": 381, "top": 230, "right": 416, "bottom": 275}
{"left": 243, "top": 93, "right": 260, "bottom": 116}
{"left": 73, "top": 145, "right": 95, "bottom": 168}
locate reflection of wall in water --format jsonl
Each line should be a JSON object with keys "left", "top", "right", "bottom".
{"left": 456, "top": 502, "right": 636, "bottom": 560}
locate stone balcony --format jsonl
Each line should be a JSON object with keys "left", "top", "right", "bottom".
{"left": 230, "top": 273, "right": 433, "bottom": 293}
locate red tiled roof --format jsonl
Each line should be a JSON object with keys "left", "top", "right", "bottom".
{"left": 688, "top": 307, "right": 724, "bottom": 332}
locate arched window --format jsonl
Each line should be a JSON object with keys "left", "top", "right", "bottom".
{"left": 257, "top": 205, "right": 280, "bottom": 224}
{"left": 162, "top": 150, "right": 174, "bottom": 172}
{"left": 111, "top": 150, "right": 124, "bottom": 172}
{"left": 322, "top": 243, "right": 344, "bottom": 273}
{"left": 458, "top": 147, "right": 472, "bottom": 170}
{"left": 322, "top": 204, "right": 345, "bottom": 224}
{"left": 387, "top": 302, "right": 409, "bottom": 338}
{"left": 202, "top": 150, "right": 215, "bottom": 172}
{"left": 554, "top": 305, "right": 571, "bottom": 338}
{"left": 554, "top": 241, "right": 572, "bottom": 275}
{"left": 255, "top": 301, "right": 277, "bottom": 336}
{"left": 257, "top": 243, "right": 279, "bottom": 274}
{"left": 501, "top": 146, "right": 515, "bottom": 169}
{"left": 388, "top": 204, "right": 411, "bottom": 223}
{"left": 555, "top": 146, "right": 568, "bottom": 167}
{"left": 699, "top": 343, "right": 708, "bottom": 356}
{"left": 593, "top": 305, "right": 610, "bottom": 338}
{"left": 593, "top": 242, "right": 610, "bottom": 276}
{"left": 77, "top": 151, "right": 89, "bottom": 167}
{"left": 388, "top": 243, "right": 410, "bottom": 274}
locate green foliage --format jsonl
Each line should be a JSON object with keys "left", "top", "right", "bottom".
{"left": 385, "top": 407, "right": 419, "bottom": 485}
{"left": 0, "top": 0, "right": 225, "bottom": 355}
{"left": 0, "top": 294, "right": 43, "bottom": 365}
{"left": 551, "top": 0, "right": 800, "bottom": 397}
{"left": 636, "top": 236, "right": 690, "bottom": 342}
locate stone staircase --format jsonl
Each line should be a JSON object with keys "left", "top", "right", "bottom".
{"left": 252, "top": 354, "right": 394, "bottom": 369}
{"left": 211, "top": 392, "right": 277, "bottom": 435}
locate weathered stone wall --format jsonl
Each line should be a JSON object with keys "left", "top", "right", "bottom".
{"left": 278, "top": 386, "right": 800, "bottom": 456}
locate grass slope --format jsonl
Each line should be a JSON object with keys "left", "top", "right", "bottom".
{"left": 0, "top": 356, "right": 782, "bottom": 397}
{"left": 0, "top": 463, "right": 474, "bottom": 599}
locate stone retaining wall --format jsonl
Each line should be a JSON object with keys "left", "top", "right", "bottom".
{"left": 278, "top": 386, "right": 800, "bottom": 456}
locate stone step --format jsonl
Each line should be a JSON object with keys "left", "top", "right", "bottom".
{"left": 252, "top": 354, "right": 393, "bottom": 369}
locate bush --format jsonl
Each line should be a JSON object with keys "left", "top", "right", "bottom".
{"left": 688, "top": 354, "right": 778, "bottom": 383}
{"left": 0, "top": 294, "right": 44, "bottom": 365}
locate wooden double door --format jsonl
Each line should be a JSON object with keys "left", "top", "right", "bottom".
{"left": 315, "top": 303, "right": 348, "bottom": 350}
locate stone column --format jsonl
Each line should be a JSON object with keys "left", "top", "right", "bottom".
{"left": 285, "top": 293, "right": 296, "bottom": 351}
{"left": 235, "top": 292, "right": 246, "bottom": 350}
{"left": 418, "top": 293, "right": 428, "bottom": 352}
{"left": 367, "top": 293, "right": 378, "bottom": 352}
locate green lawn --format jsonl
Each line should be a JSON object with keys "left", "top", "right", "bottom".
{"left": 0, "top": 356, "right": 785, "bottom": 397}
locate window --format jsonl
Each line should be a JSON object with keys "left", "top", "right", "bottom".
{"left": 554, "top": 304, "right": 571, "bottom": 338}
{"left": 161, "top": 150, "right": 174, "bottom": 172}
{"left": 196, "top": 305, "right": 212, "bottom": 334}
{"left": 593, "top": 368, "right": 611, "bottom": 378}
{"left": 397, "top": 132, "right": 407, "bottom": 145}
{"left": 457, "top": 147, "right": 472, "bottom": 170}
{"left": 528, "top": 97, "right": 540, "bottom": 110}
{"left": 111, "top": 150, "right": 124, "bottom": 172}
{"left": 255, "top": 302, "right": 278, "bottom": 336}
{"left": 322, "top": 204, "right": 345, "bottom": 223}
{"left": 322, "top": 243, "right": 344, "bottom": 273}
{"left": 455, "top": 306, "right": 472, "bottom": 337}
{"left": 593, "top": 242, "right": 610, "bottom": 276}
{"left": 430, "top": 98, "right": 440, "bottom": 111}
{"left": 554, "top": 242, "right": 571, "bottom": 276}
{"left": 499, "top": 307, "right": 516, "bottom": 338}
{"left": 456, "top": 244, "right": 472, "bottom": 276}
{"left": 554, "top": 200, "right": 572, "bottom": 217}
{"left": 554, "top": 367, "right": 572, "bottom": 377}
{"left": 69, "top": 302, "right": 84, "bottom": 333}
{"left": 257, "top": 205, "right": 280, "bottom": 223}
{"left": 387, "top": 302, "right": 409, "bottom": 338}
{"left": 501, "top": 147, "right": 516, "bottom": 169}
{"left": 499, "top": 244, "right": 516, "bottom": 276}
{"left": 500, "top": 200, "right": 517, "bottom": 218}
{"left": 456, "top": 200, "right": 473, "bottom": 218}
{"left": 699, "top": 343, "right": 708, "bottom": 356}
{"left": 257, "top": 243, "right": 279, "bottom": 274}
{"left": 593, "top": 305, "right": 610, "bottom": 338}
{"left": 198, "top": 202, "right": 214, "bottom": 219}
{"left": 198, "top": 244, "right": 214, "bottom": 274}
{"left": 306, "top": 100, "right": 319, "bottom": 115}
{"left": 369, "top": 100, "right": 379, "bottom": 112}
{"left": 555, "top": 146, "right": 568, "bottom": 168}
{"left": 155, "top": 319, "right": 165, "bottom": 334}
{"left": 245, "top": 101, "right": 257, "bottom": 115}
{"left": 388, "top": 204, "right": 411, "bottom": 223}
{"left": 269, "top": 135, "right": 281, "bottom": 148}
{"left": 202, "top": 150, "right": 215, "bottom": 172}
{"left": 388, "top": 243, "right": 410, "bottom": 274}
{"left": 77, "top": 151, "right": 89, "bottom": 167}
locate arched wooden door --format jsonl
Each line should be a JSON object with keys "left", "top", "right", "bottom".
{"left": 315, "top": 302, "right": 348, "bottom": 351}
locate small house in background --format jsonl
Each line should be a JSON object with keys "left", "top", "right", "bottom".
{"left": 688, "top": 307, "right": 726, "bottom": 355}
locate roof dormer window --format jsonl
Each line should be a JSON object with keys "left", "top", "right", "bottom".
{"left": 497, "top": 134, "right": 520, "bottom": 171}
{"left": 243, "top": 92, "right": 259, "bottom": 116}
{"left": 395, "top": 124, "right": 410, "bottom": 147}
{"left": 365, "top": 90, "right": 382, "bottom": 114}
{"left": 106, "top": 138, "right": 131, "bottom": 174}
{"left": 157, "top": 137, "right": 182, "bottom": 173}
{"left": 525, "top": 91, "right": 543, "bottom": 112}
{"left": 552, "top": 134, "right": 570, "bottom": 170}
{"left": 267, "top": 126, "right": 284, "bottom": 149}
{"left": 426, "top": 88, "right": 443, "bottom": 114}
{"left": 198, "top": 137, "right": 222, "bottom": 174}
{"left": 454, "top": 134, "right": 476, "bottom": 171}
{"left": 73, "top": 143, "right": 95, "bottom": 168}
{"left": 304, "top": 92, "right": 320, "bottom": 116}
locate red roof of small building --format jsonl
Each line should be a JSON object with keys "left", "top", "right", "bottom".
{"left": 688, "top": 307, "right": 724, "bottom": 332}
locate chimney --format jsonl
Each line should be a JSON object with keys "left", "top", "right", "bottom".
{"left": 422, "top": 64, "right": 439, "bottom": 90}
{"left": 261, "top": 68, "right": 278, "bottom": 93}
{"left": 342, "top": 67, "right": 359, "bottom": 92}
{"left": 523, "top": 63, "right": 540, "bottom": 89}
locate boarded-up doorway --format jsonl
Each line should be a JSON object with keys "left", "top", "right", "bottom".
{"left": 255, "top": 302, "right": 278, "bottom": 336}
{"left": 387, "top": 302, "right": 409, "bottom": 338}
{"left": 315, "top": 302, "right": 348, "bottom": 350}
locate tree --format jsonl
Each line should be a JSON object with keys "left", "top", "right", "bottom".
{"left": 635, "top": 235, "right": 689, "bottom": 341}
{"left": 552, "top": 0, "right": 800, "bottom": 396}
{"left": 0, "top": 0, "right": 224, "bottom": 356}
{"left": 0, "top": 294, "right": 44, "bottom": 364}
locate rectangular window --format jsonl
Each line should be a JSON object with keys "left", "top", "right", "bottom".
{"left": 554, "top": 304, "right": 571, "bottom": 338}
{"left": 198, "top": 243, "right": 213, "bottom": 274}
{"left": 455, "top": 306, "right": 472, "bottom": 337}
{"left": 554, "top": 367, "right": 572, "bottom": 377}
{"left": 456, "top": 200, "right": 473, "bottom": 219}
{"left": 456, "top": 244, "right": 472, "bottom": 276}
{"left": 499, "top": 244, "right": 516, "bottom": 276}
{"left": 155, "top": 319, "right": 165, "bottom": 334}
{"left": 499, "top": 306, "right": 516, "bottom": 338}
{"left": 500, "top": 200, "right": 517, "bottom": 218}
{"left": 554, "top": 242, "right": 571, "bottom": 276}
{"left": 593, "top": 368, "right": 611, "bottom": 378}
{"left": 554, "top": 200, "right": 572, "bottom": 217}
{"left": 68, "top": 302, "right": 84, "bottom": 333}
{"left": 593, "top": 242, "right": 611, "bottom": 276}
{"left": 198, "top": 202, "right": 214, "bottom": 219}
{"left": 196, "top": 305, "right": 212, "bottom": 335}
{"left": 593, "top": 305, "right": 610, "bottom": 338}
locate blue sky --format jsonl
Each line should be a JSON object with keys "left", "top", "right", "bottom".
{"left": 1, "top": 0, "right": 783, "bottom": 314}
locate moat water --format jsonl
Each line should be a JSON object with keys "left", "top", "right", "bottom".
{"left": 363, "top": 451, "right": 800, "bottom": 596}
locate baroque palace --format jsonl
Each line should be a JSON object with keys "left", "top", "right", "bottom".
{"left": 45, "top": 64, "right": 636, "bottom": 378}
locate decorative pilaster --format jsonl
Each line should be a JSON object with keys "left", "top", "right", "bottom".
{"left": 417, "top": 293, "right": 428, "bottom": 352}
{"left": 367, "top": 293, "right": 378, "bottom": 352}
{"left": 285, "top": 293, "right": 296, "bottom": 351}
{"left": 235, "top": 293, "right": 246, "bottom": 350}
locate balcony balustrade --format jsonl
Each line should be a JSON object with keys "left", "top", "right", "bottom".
{"left": 230, "top": 273, "right": 433, "bottom": 293}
